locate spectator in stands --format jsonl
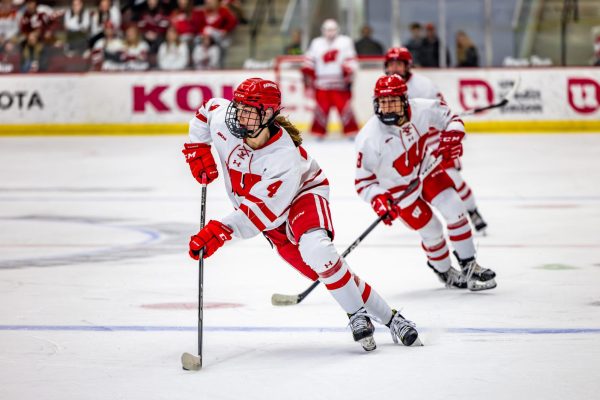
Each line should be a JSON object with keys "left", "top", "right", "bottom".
{"left": 90, "top": 20, "right": 125, "bottom": 70}
{"left": 89, "top": 0, "right": 122, "bottom": 47}
{"left": 354, "top": 25, "right": 383, "bottom": 56}
{"left": 455, "top": 30, "right": 479, "bottom": 67}
{"left": 223, "top": 0, "right": 247, "bottom": 24}
{"left": 64, "top": 0, "right": 90, "bottom": 55}
{"left": 138, "top": 0, "right": 170, "bottom": 54}
{"left": 157, "top": 25, "right": 189, "bottom": 70}
{"left": 420, "top": 22, "right": 439, "bottom": 67}
{"left": 20, "top": 0, "right": 51, "bottom": 40}
{"left": 20, "top": 28, "right": 48, "bottom": 71}
{"left": 192, "top": 32, "right": 220, "bottom": 69}
{"left": 420, "top": 22, "right": 449, "bottom": 67}
{"left": 0, "top": 0, "right": 20, "bottom": 50}
{"left": 283, "top": 28, "right": 302, "bottom": 55}
{"left": 192, "top": 0, "right": 237, "bottom": 49}
{"left": 404, "top": 22, "right": 423, "bottom": 66}
{"left": 122, "top": 24, "right": 149, "bottom": 70}
{"left": 170, "top": 0, "right": 195, "bottom": 42}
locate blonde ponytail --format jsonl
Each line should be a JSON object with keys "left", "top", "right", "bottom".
{"left": 275, "top": 115, "right": 303, "bottom": 147}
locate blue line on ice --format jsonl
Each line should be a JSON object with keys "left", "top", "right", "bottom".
{"left": 1, "top": 325, "right": 599, "bottom": 334}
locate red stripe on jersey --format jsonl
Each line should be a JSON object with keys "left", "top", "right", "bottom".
{"left": 460, "top": 189, "right": 473, "bottom": 201}
{"left": 298, "top": 145, "right": 308, "bottom": 160}
{"left": 244, "top": 193, "right": 277, "bottom": 222}
{"left": 455, "top": 182, "right": 466, "bottom": 192}
{"left": 209, "top": 104, "right": 220, "bottom": 111}
{"left": 448, "top": 218, "right": 469, "bottom": 230}
{"left": 355, "top": 174, "right": 377, "bottom": 184}
{"left": 239, "top": 204, "right": 266, "bottom": 231}
{"left": 361, "top": 283, "right": 372, "bottom": 302}
{"left": 325, "top": 270, "right": 352, "bottom": 290}
{"left": 318, "top": 195, "right": 331, "bottom": 231}
{"left": 195, "top": 112, "right": 207, "bottom": 123}
{"left": 422, "top": 240, "right": 447, "bottom": 252}
{"left": 319, "top": 258, "right": 343, "bottom": 279}
{"left": 427, "top": 251, "right": 450, "bottom": 261}
{"left": 356, "top": 181, "right": 378, "bottom": 194}
{"left": 301, "top": 169, "right": 323, "bottom": 187}
{"left": 298, "top": 178, "right": 329, "bottom": 196}
{"left": 449, "top": 231, "right": 472, "bottom": 242}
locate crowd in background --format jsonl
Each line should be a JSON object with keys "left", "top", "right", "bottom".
{"left": 0, "top": 0, "right": 241, "bottom": 72}
{"left": 283, "top": 21, "right": 480, "bottom": 68}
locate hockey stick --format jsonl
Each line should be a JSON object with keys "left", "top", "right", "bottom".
{"left": 271, "top": 156, "right": 442, "bottom": 306}
{"left": 182, "top": 173, "right": 208, "bottom": 371}
{"left": 459, "top": 75, "right": 521, "bottom": 117}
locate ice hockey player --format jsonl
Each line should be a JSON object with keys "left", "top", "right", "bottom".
{"left": 384, "top": 47, "right": 488, "bottom": 233}
{"left": 301, "top": 19, "right": 359, "bottom": 138}
{"left": 182, "top": 77, "right": 421, "bottom": 351}
{"left": 354, "top": 74, "right": 496, "bottom": 291}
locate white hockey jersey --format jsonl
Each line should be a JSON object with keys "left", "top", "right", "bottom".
{"left": 406, "top": 73, "right": 443, "bottom": 101}
{"left": 188, "top": 98, "right": 329, "bottom": 239}
{"left": 354, "top": 98, "right": 464, "bottom": 204}
{"left": 303, "top": 35, "right": 358, "bottom": 90}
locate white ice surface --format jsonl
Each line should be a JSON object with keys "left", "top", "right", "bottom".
{"left": 1, "top": 134, "right": 599, "bottom": 400}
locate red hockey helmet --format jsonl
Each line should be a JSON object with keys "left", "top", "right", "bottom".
{"left": 374, "top": 74, "right": 408, "bottom": 98}
{"left": 226, "top": 78, "right": 282, "bottom": 139}
{"left": 373, "top": 74, "right": 411, "bottom": 125}
{"left": 384, "top": 47, "right": 413, "bottom": 66}
{"left": 232, "top": 78, "right": 282, "bottom": 112}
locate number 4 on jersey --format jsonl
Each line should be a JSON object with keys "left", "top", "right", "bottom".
{"left": 230, "top": 169, "right": 282, "bottom": 199}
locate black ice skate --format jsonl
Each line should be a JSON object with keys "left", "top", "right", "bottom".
{"left": 468, "top": 208, "right": 488, "bottom": 234}
{"left": 427, "top": 263, "right": 468, "bottom": 289}
{"left": 348, "top": 307, "right": 376, "bottom": 351}
{"left": 455, "top": 253, "right": 497, "bottom": 291}
{"left": 386, "top": 309, "right": 422, "bottom": 346}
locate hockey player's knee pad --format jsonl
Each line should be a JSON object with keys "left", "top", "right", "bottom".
{"left": 431, "top": 188, "right": 468, "bottom": 225}
{"left": 298, "top": 229, "right": 339, "bottom": 274}
{"left": 417, "top": 214, "right": 445, "bottom": 246}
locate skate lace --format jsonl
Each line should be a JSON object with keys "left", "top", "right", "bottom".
{"left": 347, "top": 308, "right": 375, "bottom": 333}
{"left": 389, "top": 312, "right": 416, "bottom": 344}
{"left": 463, "top": 260, "right": 480, "bottom": 281}
{"left": 445, "top": 268, "right": 466, "bottom": 288}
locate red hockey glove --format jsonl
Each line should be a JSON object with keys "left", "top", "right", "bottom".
{"left": 435, "top": 130, "right": 465, "bottom": 161}
{"left": 182, "top": 143, "right": 219, "bottom": 184}
{"left": 371, "top": 193, "right": 400, "bottom": 226}
{"left": 189, "top": 220, "right": 233, "bottom": 260}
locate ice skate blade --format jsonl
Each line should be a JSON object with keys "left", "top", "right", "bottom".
{"left": 181, "top": 352, "right": 202, "bottom": 370}
{"left": 468, "top": 278, "right": 497, "bottom": 292}
{"left": 359, "top": 336, "right": 377, "bottom": 352}
{"left": 410, "top": 336, "right": 424, "bottom": 346}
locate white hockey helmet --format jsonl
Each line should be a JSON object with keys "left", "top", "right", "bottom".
{"left": 321, "top": 19, "right": 339, "bottom": 40}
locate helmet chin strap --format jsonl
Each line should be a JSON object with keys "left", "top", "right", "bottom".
{"left": 245, "top": 108, "right": 279, "bottom": 139}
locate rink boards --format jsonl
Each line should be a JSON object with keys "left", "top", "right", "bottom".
{"left": 0, "top": 67, "right": 599, "bottom": 135}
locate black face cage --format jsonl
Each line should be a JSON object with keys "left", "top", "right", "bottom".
{"left": 225, "top": 102, "right": 261, "bottom": 139}
{"left": 225, "top": 101, "right": 280, "bottom": 139}
{"left": 373, "top": 96, "right": 407, "bottom": 126}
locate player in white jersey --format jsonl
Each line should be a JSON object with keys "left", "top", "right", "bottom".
{"left": 384, "top": 47, "right": 488, "bottom": 233}
{"left": 301, "top": 19, "right": 359, "bottom": 138}
{"left": 354, "top": 74, "right": 496, "bottom": 291}
{"left": 182, "top": 77, "right": 421, "bottom": 351}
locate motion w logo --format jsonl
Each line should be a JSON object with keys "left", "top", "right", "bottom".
{"left": 568, "top": 78, "right": 600, "bottom": 114}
